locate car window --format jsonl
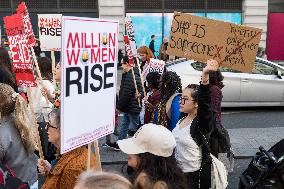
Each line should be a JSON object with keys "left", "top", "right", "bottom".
{"left": 191, "top": 62, "right": 205, "bottom": 71}
{"left": 191, "top": 61, "right": 240, "bottom": 73}
{"left": 252, "top": 62, "right": 276, "bottom": 75}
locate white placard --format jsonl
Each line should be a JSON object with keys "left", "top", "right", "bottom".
{"left": 149, "top": 58, "right": 165, "bottom": 74}
{"left": 61, "top": 16, "right": 118, "bottom": 154}
{"left": 38, "top": 14, "right": 62, "bottom": 51}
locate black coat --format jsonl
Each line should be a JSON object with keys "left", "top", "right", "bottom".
{"left": 117, "top": 67, "right": 143, "bottom": 114}
{"left": 190, "top": 84, "right": 215, "bottom": 155}
{"left": 149, "top": 40, "right": 155, "bottom": 54}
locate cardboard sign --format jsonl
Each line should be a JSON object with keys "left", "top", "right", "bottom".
{"left": 123, "top": 35, "right": 134, "bottom": 66}
{"left": 61, "top": 16, "right": 118, "bottom": 154}
{"left": 149, "top": 59, "right": 165, "bottom": 74}
{"left": 38, "top": 14, "right": 62, "bottom": 51}
{"left": 4, "top": 13, "right": 36, "bottom": 87}
{"left": 125, "top": 16, "right": 137, "bottom": 56}
{"left": 16, "top": 2, "right": 36, "bottom": 47}
{"left": 168, "top": 12, "right": 262, "bottom": 73}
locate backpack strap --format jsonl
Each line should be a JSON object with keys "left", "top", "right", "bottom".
{"left": 165, "top": 93, "right": 180, "bottom": 119}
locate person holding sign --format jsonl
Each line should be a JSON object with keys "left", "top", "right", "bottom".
{"left": 137, "top": 46, "right": 154, "bottom": 73}
{"left": 37, "top": 109, "right": 88, "bottom": 189}
{"left": 172, "top": 60, "right": 228, "bottom": 189}
{"left": 106, "top": 56, "right": 143, "bottom": 151}
{"left": 0, "top": 83, "right": 38, "bottom": 188}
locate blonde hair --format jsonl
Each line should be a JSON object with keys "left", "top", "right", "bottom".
{"left": 137, "top": 46, "right": 154, "bottom": 62}
{"left": 75, "top": 171, "right": 134, "bottom": 189}
{"left": 0, "top": 83, "right": 36, "bottom": 152}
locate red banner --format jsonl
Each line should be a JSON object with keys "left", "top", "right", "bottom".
{"left": 123, "top": 35, "right": 134, "bottom": 66}
{"left": 16, "top": 2, "right": 36, "bottom": 47}
{"left": 4, "top": 13, "right": 36, "bottom": 87}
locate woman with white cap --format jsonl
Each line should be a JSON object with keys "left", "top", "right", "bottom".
{"left": 117, "top": 123, "right": 187, "bottom": 189}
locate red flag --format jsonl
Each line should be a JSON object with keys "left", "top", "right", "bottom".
{"left": 123, "top": 35, "right": 134, "bottom": 66}
{"left": 4, "top": 13, "right": 37, "bottom": 87}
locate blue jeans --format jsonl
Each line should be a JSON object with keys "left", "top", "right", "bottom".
{"left": 118, "top": 112, "right": 140, "bottom": 140}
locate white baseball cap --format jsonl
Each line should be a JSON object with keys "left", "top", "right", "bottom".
{"left": 117, "top": 123, "right": 176, "bottom": 157}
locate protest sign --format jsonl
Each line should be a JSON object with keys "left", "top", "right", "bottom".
{"left": 149, "top": 59, "right": 165, "bottom": 74}
{"left": 16, "top": 2, "right": 36, "bottom": 47}
{"left": 123, "top": 35, "right": 134, "bottom": 66}
{"left": 142, "top": 58, "right": 165, "bottom": 79}
{"left": 4, "top": 13, "right": 36, "bottom": 87}
{"left": 168, "top": 12, "right": 262, "bottom": 73}
{"left": 38, "top": 14, "right": 62, "bottom": 51}
{"left": 125, "top": 16, "right": 137, "bottom": 56}
{"left": 61, "top": 16, "right": 118, "bottom": 154}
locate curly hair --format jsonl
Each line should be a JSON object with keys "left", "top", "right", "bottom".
{"left": 135, "top": 153, "right": 187, "bottom": 189}
{"left": 160, "top": 71, "right": 182, "bottom": 101}
{"left": 137, "top": 46, "right": 154, "bottom": 62}
{"left": 146, "top": 72, "right": 161, "bottom": 90}
{"left": 0, "top": 83, "right": 36, "bottom": 152}
{"left": 38, "top": 57, "right": 52, "bottom": 80}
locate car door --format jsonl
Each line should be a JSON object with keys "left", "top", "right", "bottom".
{"left": 240, "top": 60, "right": 284, "bottom": 103}
{"left": 219, "top": 67, "right": 242, "bottom": 105}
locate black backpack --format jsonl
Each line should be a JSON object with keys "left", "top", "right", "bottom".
{"left": 0, "top": 162, "right": 30, "bottom": 189}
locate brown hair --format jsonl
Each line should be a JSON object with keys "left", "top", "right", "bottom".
{"left": 38, "top": 57, "right": 52, "bottom": 80}
{"left": 0, "top": 83, "right": 36, "bottom": 152}
{"left": 75, "top": 171, "right": 134, "bottom": 189}
{"left": 137, "top": 46, "right": 154, "bottom": 62}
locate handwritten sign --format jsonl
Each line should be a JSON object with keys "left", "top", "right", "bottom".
{"left": 16, "top": 2, "right": 36, "bottom": 47}
{"left": 125, "top": 16, "right": 137, "bottom": 56}
{"left": 38, "top": 14, "right": 62, "bottom": 51}
{"left": 4, "top": 13, "right": 36, "bottom": 87}
{"left": 61, "top": 16, "right": 118, "bottom": 154}
{"left": 168, "top": 12, "right": 262, "bottom": 73}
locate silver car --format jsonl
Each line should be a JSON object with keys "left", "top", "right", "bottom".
{"left": 166, "top": 57, "right": 284, "bottom": 107}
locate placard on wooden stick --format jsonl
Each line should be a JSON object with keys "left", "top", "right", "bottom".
{"left": 168, "top": 12, "right": 263, "bottom": 73}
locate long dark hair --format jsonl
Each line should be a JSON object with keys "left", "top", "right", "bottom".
{"left": 38, "top": 57, "right": 52, "bottom": 80}
{"left": 209, "top": 69, "right": 224, "bottom": 88}
{"left": 135, "top": 153, "right": 187, "bottom": 189}
{"left": 0, "top": 47, "right": 17, "bottom": 91}
{"left": 160, "top": 71, "right": 182, "bottom": 102}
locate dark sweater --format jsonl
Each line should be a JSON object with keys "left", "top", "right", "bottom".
{"left": 117, "top": 67, "right": 143, "bottom": 114}
{"left": 149, "top": 40, "right": 155, "bottom": 55}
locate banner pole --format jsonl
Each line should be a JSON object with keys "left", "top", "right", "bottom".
{"left": 50, "top": 50, "right": 56, "bottom": 86}
{"left": 135, "top": 57, "right": 146, "bottom": 97}
{"left": 87, "top": 143, "right": 91, "bottom": 170}
{"left": 27, "top": 88, "right": 44, "bottom": 160}
{"left": 93, "top": 140, "right": 102, "bottom": 171}
{"left": 131, "top": 67, "right": 141, "bottom": 107}
{"left": 30, "top": 47, "right": 49, "bottom": 104}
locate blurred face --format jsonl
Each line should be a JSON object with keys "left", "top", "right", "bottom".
{"left": 139, "top": 53, "right": 147, "bottom": 62}
{"left": 121, "top": 61, "right": 131, "bottom": 73}
{"left": 179, "top": 88, "right": 198, "bottom": 113}
{"left": 54, "top": 63, "right": 61, "bottom": 82}
{"left": 46, "top": 115, "right": 60, "bottom": 145}
{"left": 128, "top": 154, "right": 140, "bottom": 169}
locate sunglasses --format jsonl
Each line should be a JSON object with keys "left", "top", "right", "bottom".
{"left": 46, "top": 122, "right": 57, "bottom": 130}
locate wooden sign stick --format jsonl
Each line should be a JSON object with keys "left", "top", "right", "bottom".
{"left": 30, "top": 47, "right": 49, "bottom": 103}
{"left": 27, "top": 88, "right": 44, "bottom": 160}
{"left": 87, "top": 140, "right": 102, "bottom": 171}
{"left": 131, "top": 67, "right": 141, "bottom": 107}
{"left": 50, "top": 50, "right": 56, "bottom": 86}
{"left": 135, "top": 57, "right": 146, "bottom": 97}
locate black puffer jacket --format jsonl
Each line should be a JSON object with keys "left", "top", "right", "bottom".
{"left": 117, "top": 67, "right": 143, "bottom": 114}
